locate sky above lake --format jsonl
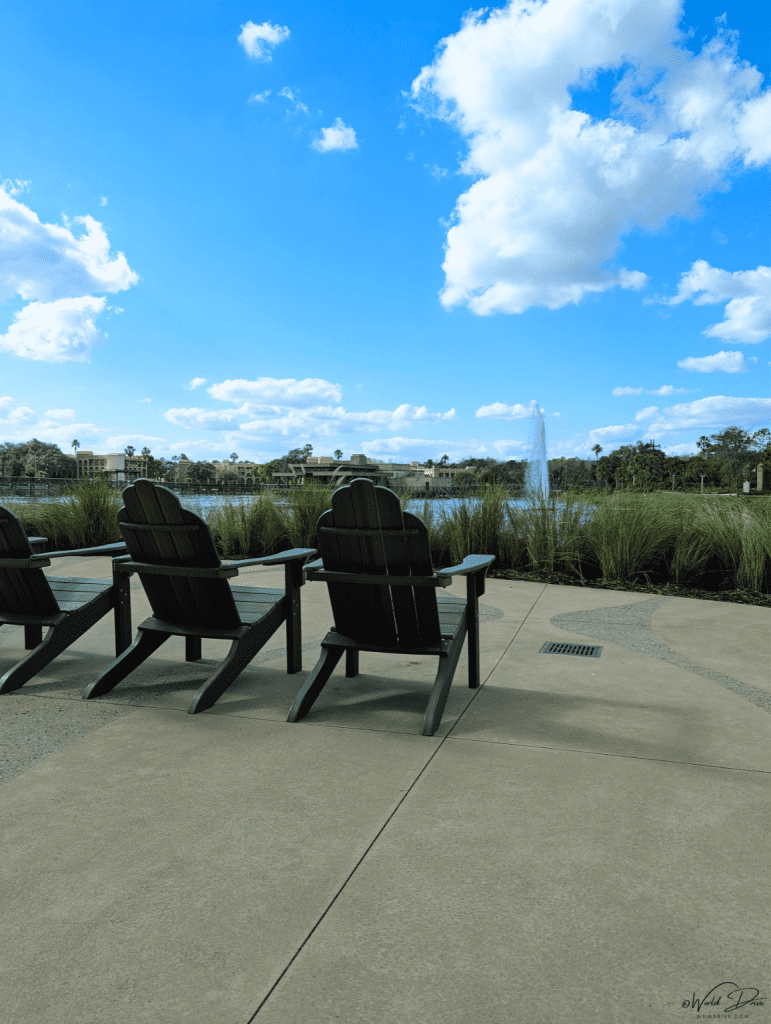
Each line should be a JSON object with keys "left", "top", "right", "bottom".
{"left": 1, "top": 0, "right": 769, "bottom": 465}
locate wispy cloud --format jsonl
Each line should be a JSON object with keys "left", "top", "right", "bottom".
{"left": 278, "top": 86, "right": 309, "bottom": 115}
{"left": 165, "top": 376, "right": 454, "bottom": 438}
{"left": 646, "top": 396, "right": 771, "bottom": 433}
{"left": 424, "top": 164, "right": 448, "bottom": 179}
{"left": 238, "top": 21, "right": 290, "bottom": 62}
{"left": 248, "top": 90, "right": 271, "bottom": 104}
{"left": 677, "top": 351, "right": 747, "bottom": 373}
{"left": 475, "top": 401, "right": 539, "bottom": 419}
{"left": 613, "top": 385, "right": 688, "bottom": 396}
{"left": 411, "top": 2, "right": 770, "bottom": 315}
{"left": 312, "top": 118, "right": 358, "bottom": 153}
{"left": 188, "top": 377, "right": 207, "bottom": 389}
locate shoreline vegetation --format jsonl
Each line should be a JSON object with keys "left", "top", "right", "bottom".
{"left": 6, "top": 479, "right": 770, "bottom": 608}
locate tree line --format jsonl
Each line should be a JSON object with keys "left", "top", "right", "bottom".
{"left": 2, "top": 427, "right": 769, "bottom": 493}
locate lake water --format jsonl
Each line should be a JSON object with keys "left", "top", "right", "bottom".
{"left": 5, "top": 492, "right": 533, "bottom": 517}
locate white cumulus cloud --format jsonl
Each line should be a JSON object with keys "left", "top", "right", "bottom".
{"left": 312, "top": 118, "right": 358, "bottom": 153}
{"left": 0, "top": 184, "right": 138, "bottom": 302}
{"left": 677, "top": 351, "right": 747, "bottom": 372}
{"left": 612, "top": 386, "right": 644, "bottom": 396}
{"left": 411, "top": 1, "right": 770, "bottom": 315}
{"left": 238, "top": 21, "right": 290, "bottom": 62}
{"left": 188, "top": 377, "right": 207, "bottom": 389}
{"left": 0, "top": 296, "right": 107, "bottom": 361}
{"left": 0, "top": 183, "right": 137, "bottom": 361}
{"left": 635, "top": 405, "right": 659, "bottom": 421}
{"left": 663, "top": 260, "right": 771, "bottom": 342}
{"left": 44, "top": 408, "right": 77, "bottom": 421}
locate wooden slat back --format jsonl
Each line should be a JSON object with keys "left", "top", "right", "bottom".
{"left": 318, "top": 479, "right": 441, "bottom": 648}
{"left": 0, "top": 505, "right": 60, "bottom": 617}
{"left": 119, "top": 479, "right": 240, "bottom": 630}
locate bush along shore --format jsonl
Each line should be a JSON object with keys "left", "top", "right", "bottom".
{"left": 6, "top": 479, "right": 770, "bottom": 607}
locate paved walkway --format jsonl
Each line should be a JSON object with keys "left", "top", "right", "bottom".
{"left": 1, "top": 555, "right": 769, "bottom": 1024}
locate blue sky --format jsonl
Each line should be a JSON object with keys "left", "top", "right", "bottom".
{"left": 1, "top": 0, "right": 769, "bottom": 465}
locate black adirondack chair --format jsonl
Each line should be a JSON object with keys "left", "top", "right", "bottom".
{"left": 82, "top": 479, "right": 316, "bottom": 714}
{"left": 287, "top": 478, "right": 494, "bottom": 736}
{"left": 0, "top": 505, "right": 131, "bottom": 694}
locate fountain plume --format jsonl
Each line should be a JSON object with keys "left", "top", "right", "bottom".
{"left": 526, "top": 403, "right": 549, "bottom": 501}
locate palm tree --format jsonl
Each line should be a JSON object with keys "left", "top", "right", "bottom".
{"left": 230, "top": 452, "right": 238, "bottom": 463}
{"left": 334, "top": 449, "right": 343, "bottom": 461}
{"left": 72, "top": 439, "right": 81, "bottom": 478}
{"left": 591, "top": 444, "right": 603, "bottom": 458}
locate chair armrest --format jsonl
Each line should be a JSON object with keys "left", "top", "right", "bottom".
{"left": 113, "top": 560, "right": 239, "bottom": 579}
{"left": 437, "top": 554, "right": 495, "bottom": 599}
{"left": 28, "top": 536, "right": 48, "bottom": 553}
{"left": 436, "top": 554, "right": 495, "bottom": 577}
{"left": 0, "top": 555, "right": 52, "bottom": 569}
{"left": 45, "top": 542, "right": 130, "bottom": 559}
{"left": 220, "top": 547, "right": 316, "bottom": 570}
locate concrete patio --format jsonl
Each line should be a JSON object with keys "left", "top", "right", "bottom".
{"left": 1, "top": 553, "right": 769, "bottom": 1023}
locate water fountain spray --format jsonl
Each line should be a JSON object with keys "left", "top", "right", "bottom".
{"left": 526, "top": 402, "right": 549, "bottom": 501}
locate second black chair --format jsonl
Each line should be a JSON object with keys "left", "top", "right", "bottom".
{"left": 83, "top": 479, "right": 315, "bottom": 713}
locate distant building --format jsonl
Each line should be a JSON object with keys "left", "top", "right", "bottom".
{"left": 211, "top": 460, "right": 262, "bottom": 482}
{"left": 65, "top": 451, "right": 148, "bottom": 482}
{"left": 272, "top": 455, "right": 476, "bottom": 491}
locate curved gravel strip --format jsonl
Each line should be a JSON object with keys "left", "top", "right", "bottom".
{"left": 550, "top": 596, "right": 771, "bottom": 713}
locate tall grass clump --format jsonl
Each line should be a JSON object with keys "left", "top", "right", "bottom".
{"left": 583, "top": 492, "right": 677, "bottom": 584}
{"left": 281, "top": 484, "right": 336, "bottom": 550}
{"left": 5, "top": 478, "right": 123, "bottom": 550}
{"left": 511, "top": 491, "right": 590, "bottom": 576}
{"left": 407, "top": 484, "right": 520, "bottom": 571}
{"left": 679, "top": 498, "right": 771, "bottom": 593}
{"left": 205, "top": 493, "right": 289, "bottom": 558}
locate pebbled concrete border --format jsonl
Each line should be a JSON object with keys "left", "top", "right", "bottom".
{"left": 550, "top": 596, "right": 771, "bottom": 713}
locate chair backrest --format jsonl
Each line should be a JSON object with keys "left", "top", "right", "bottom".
{"left": 317, "top": 478, "right": 441, "bottom": 648}
{"left": 118, "top": 479, "right": 240, "bottom": 630}
{"left": 0, "top": 505, "right": 60, "bottom": 617}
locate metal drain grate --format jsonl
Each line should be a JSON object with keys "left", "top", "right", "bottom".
{"left": 540, "top": 641, "right": 602, "bottom": 658}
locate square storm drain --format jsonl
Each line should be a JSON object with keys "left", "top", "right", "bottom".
{"left": 540, "top": 641, "right": 602, "bottom": 658}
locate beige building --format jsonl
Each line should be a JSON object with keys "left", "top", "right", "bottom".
{"left": 211, "top": 460, "right": 262, "bottom": 482}
{"left": 66, "top": 451, "right": 148, "bottom": 482}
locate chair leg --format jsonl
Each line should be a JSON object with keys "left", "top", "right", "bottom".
{"left": 422, "top": 631, "right": 466, "bottom": 737}
{"left": 185, "top": 636, "right": 202, "bottom": 662}
{"left": 1, "top": 625, "right": 71, "bottom": 694}
{"left": 466, "top": 572, "right": 482, "bottom": 688}
{"left": 113, "top": 570, "right": 132, "bottom": 656}
{"left": 284, "top": 560, "right": 303, "bottom": 674}
{"left": 287, "top": 645, "right": 345, "bottom": 723}
{"left": 188, "top": 637, "right": 257, "bottom": 714}
{"left": 345, "top": 648, "right": 359, "bottom": 677}
{"left": 24, "top": 624, "right": 43, "bottom": 650}
{"left": 83, "top": 629, "right": 169, "bottom": 699}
